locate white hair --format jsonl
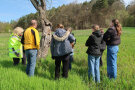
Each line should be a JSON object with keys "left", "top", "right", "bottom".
{"left": 13, "top": 27, "right": 24, "bottom": 35}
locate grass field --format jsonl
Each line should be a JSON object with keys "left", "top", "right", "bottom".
{"left": 0, "top": 27, "right": 135, "bottom": 90}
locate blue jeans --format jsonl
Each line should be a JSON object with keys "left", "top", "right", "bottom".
{"left": 25, "top": 49, "right": 37, "bottom": 76}
{"left": 88, "top": 54, "right": 100, "bottom": 83}
{"left": 107, "top": 46, "right": 119, "bottom": 79}
{"left": 69, "top": 54, "right": 73, "bottom": 70}
{"left": 69, "top": 49, "right": 74, "bottom": 70}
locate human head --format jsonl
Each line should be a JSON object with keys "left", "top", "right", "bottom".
{"left": 57, "top": 24, "right": 64, "bottom": 29}
{"left": 112, "top": 19, "right": 122, "bottom": 36}
{"left": 66, "top": 27, "right": 72, "bottom": 32}
{"left": 91, "top": 24, "right": 99, "bottom": 32}
{"left": 100, "top": 28, "right": 104, "bottom": 34}
{"left": 112, "top": 19, "right": 119, "bottom": 27}
{"left": 13, "top": 27, "right": 24, "bottom": 36}
{"left": 30, "top": 20, "right": 38, "bottom": 28}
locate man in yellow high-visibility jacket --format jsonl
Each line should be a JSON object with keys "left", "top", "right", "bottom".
{"left": 21, "top": 20, "right": 40, "bottom": 76}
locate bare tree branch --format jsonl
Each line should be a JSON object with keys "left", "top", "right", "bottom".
{"left": 30, "top": 0, "right": 39, "bottom": 10}
{"left": 46, "top": 0, "right": 52, "bottom": 10}
{"left": 40, "top": 0, "right": 46, "bottom": 10}
{"left": 30, "top": 0, "right": 52, "bottom": 58}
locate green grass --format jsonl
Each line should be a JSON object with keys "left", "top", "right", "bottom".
{"left": 0, "top": 27, "right": 135, "bottom": 90}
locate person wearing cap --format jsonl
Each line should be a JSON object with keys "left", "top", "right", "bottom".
{"left": 9, "top": 27, "right": 25, "bottom": 65}
{"left": 21, "top": 20, "right": 40, "bottom": 76}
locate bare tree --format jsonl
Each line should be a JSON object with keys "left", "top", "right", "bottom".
{"left": 30, "top": 0, "right": 52, "bottom": 59}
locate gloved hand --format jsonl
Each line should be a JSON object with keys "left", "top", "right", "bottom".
{"left": 15, "top": 52, "right": 20, "bottom": 57}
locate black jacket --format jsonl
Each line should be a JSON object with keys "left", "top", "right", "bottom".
{"left": 100, "top": 34, "right": 106, "bottom": 52}
{"left": 85, "top": 30, "right": 102, "bottom": 56}
{"left": 103, "top": 27, "right": 121, "bottom": 46}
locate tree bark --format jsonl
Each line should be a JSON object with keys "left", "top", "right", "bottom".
{"left": 30, "top": 0, "right": 52, "bottom": 59}
{"left": 38, "top": 7, "right": 52, "bottom": 58}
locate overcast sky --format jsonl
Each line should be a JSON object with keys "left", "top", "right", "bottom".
{"left": 0, "top": 0, "right": 134, "bottom": 22}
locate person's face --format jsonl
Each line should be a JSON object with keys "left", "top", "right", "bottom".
{"left": 95, "top": 26, "right": 99, "bottom": 30}
{"left": 100, "top": 30, "right": 104, "bottom": 34}
{"left": 115, "top": 19, "right": 119, "bottom": 24}
{"left": 110, "top": 22, "right": 113, "bottom": 27}
{"left": 32, "top": 20, "right": 38, "bottom": 28}
{"left": 92, "top": 28, "right": 95, "bottom": 32}
{"left": 67, "top": 27, "right": 72, "bottom": 32}
{"left": 19, "top": 32, "right": 23, "bottom": 38}
{"left": 34, "top": 23, "right": 38, "bottom": 28}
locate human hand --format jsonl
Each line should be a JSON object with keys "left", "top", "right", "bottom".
{"left": 107, "top": 38, "right": 110, "bottom": 41}
{"left": 15, "top": 52, "right": 20, "bottom": 57}
{"left": 67, "top": 27, "right": 72, "bottom": 32}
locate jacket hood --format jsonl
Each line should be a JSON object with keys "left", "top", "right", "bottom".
{"left": 55, "top": 28, "right": 66, "bottom": 37}
{"left": 92, "top": 30, "right": 102, "bottom": 37}
{"left": 53, "top": 31, "right": 70, "bottom": 41}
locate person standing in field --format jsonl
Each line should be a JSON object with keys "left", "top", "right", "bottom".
{"left": 65, "top": 28, "right": 76, "bottom": 71}
{"left": 85, "top": 25, "right": 102, "bottom": 83}
{"left": 21, "top": 20, "right": 40, "bottom": 76}
{"left": 68, "top": 29, "right": 76, "bottom": 71}
{"left": 99, "top": 29, "right": 106, "bottom": 67}
{"left": 51, "top": 24, "right": 75, "bottom": 79}
{"left": 103, "top": 19, "right": 122, "bottom": 79}
{"left": 9, "top": 27, "right": 26, "bottom": 65}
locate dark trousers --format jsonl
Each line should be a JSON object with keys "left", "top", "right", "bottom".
{"left": 13, "top": 58, "right": 26, "bottom": 65}
{"left": 23, "top": 51, "right": 26, "bottom": 65}
{"left": 100, "top": 56, "right": 103, "bottom": 67}
{"left": 55, "top": 55, "right": 70, "bottom": 79}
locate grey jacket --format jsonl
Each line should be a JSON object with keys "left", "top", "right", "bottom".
{"left": 51, "top": 28, "right": 75, "bottom": 57}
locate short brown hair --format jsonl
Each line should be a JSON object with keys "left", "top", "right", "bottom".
{"left": 100, "top": 28, "right": 104, "bottom": 33}
{"left": 30, "top": 20, "right": 37, "bottom": 26}
{"left": 91, "top": 24, "right": 99, "bottom": 30}
{"left": 57, "top": 24, "right": 64, "bottom": 29}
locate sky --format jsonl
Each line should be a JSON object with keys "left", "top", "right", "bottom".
{"left": 0, "top": 0, "right": 134, "bottom": 22}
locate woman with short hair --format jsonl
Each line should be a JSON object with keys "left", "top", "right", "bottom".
{"left": 9, "top": 27, "right": 25, "bottom": 65}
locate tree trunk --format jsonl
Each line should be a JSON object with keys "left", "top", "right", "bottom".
{"left": 37, "top": 7, "right": 52, "bottom": 59}
{"left": 30, "top": 0, "right": 52, "bottom": 59}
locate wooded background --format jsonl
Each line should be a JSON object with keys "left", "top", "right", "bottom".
{"left": 0, "top": 0, "right": 135, "bottom": 32}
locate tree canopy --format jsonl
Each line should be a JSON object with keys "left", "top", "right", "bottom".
{"left": 0, "top": 0, "right": 135, "bottom": 32}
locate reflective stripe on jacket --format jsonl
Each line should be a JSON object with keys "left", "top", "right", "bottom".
{"left": 22, "top": 27, "right": 40, "bottom": 50}
{"left": 8, "top": 33, "right": 23, "bottom": 58}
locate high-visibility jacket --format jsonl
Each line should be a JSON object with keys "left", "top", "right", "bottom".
{"left": 9, "top": 33, "right": 23, "bottom": 58}
{"left": 22, "top": 27, "right": 40, "bottom": 50}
